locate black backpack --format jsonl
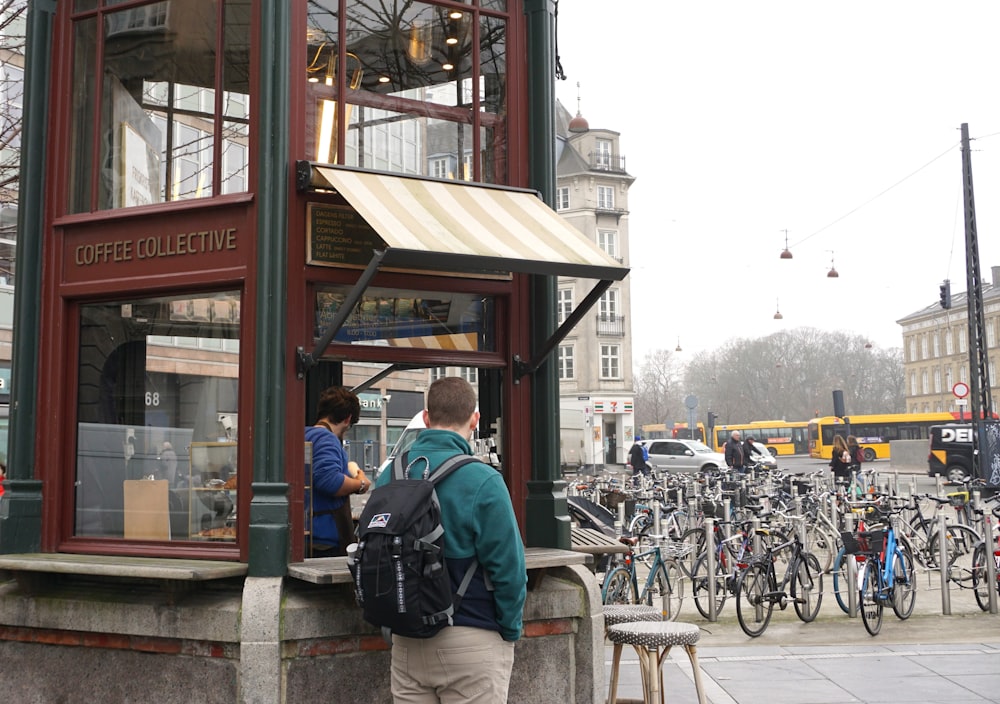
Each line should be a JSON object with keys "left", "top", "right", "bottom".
{"left": 350, "top": 452, "right": 479, "bottom": 639}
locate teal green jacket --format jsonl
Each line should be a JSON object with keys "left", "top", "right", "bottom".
{"left": 375, "top": 429, "right": 527, "bottom": 641}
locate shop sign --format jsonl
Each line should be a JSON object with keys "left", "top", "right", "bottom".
{"left": 307, "top": 204, "right": 383, "bottom": 268}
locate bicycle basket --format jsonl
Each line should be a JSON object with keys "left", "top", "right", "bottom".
{"left": 661, "top": 541, "right": 694, "bottom": 559}
{"left": 947, "top": 491, "right": 969, "bottom": 508}
{"left": 600, "top": 490, "right": 626, "bottom": 511}
{"left": 856, "top": 529, "right": 884, "bottom": 554}
{"left": 840, "top": 531, "right": 862, "bottom": 555}
{"left": 699, "top": 499, "right": 727, "bottom": 519}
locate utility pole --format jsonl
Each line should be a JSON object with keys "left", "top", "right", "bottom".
{"left": 960, "top": 123, "right": 994, "bottom": 480}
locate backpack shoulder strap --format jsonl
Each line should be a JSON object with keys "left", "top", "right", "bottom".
{"left": 428, "top": 454, "right": 479, "bottom": 486}
{"left": 392, "top": 451, "right": 409, "bottom": 481}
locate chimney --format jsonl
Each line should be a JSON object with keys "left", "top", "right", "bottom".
{"left": 993, "top": 265, "right": 1000, "bottom": 288}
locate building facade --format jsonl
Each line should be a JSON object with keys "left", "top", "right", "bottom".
{"left": 554, "top": 102, "right": 636, "bottom": 470}
{"left": 897, "top": 264, "right": 1000, "bottom": 416}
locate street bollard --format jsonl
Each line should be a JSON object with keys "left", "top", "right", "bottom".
{"left": 705, "top": 517, "right": 717, "bottom": 622}
{"left": 616, "top": 501, "right": 625, "bottom": 537}
{"left": 653, "top": 500, "right": 662, "bottom": 540}
{"left": 986, "top": 509, "right": 999, "bottom": 615}
{"left": 939, "top": 511, "right": 951, "bottom": 615}
{"left": 843, "top": 512, "right": 858, "bottom": 618}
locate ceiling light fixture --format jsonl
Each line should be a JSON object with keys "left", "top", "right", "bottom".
{"left": 827, "top": 250, "right": 839, "bottom": 278}
{"left": 773, "top": 298, "right": 783, "bottom": 320}
{"left": 779, "top": 229, "right": 793, "bottom": 259}
{"left": 675, "top": 337, "right": 682, "bottom": 353}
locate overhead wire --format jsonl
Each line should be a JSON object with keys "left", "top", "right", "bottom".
{"left": 788, "top": 141, "right": 960, "bottom": 250}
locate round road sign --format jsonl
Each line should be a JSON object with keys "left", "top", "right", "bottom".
{"left": 952, "top": 382, "right": 970, "bottom": 399}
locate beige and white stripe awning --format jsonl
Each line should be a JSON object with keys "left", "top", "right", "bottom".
{"left": 305, "top": 165, "right": 629, "bottom": 282}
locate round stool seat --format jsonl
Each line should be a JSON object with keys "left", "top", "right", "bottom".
{"left": 603, "top": 605, "right": 663, "bottom": 627}
{"left": 607, "top": 621, "right": 700, "bottom": 648}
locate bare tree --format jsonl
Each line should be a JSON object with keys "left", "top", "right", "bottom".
{"left": 0, "top": 0, "right": 27, "bottom": 242}
{"left": 674, "top": 327, "right": 904, "bottom": 424}
{"left": 633, "top": 348, "right": 683, "bottom": 429}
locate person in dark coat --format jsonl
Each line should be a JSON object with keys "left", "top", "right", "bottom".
{"left": 629, "top": 437, "right": 649, "bottom": 476}
{"left": 724, "top": 430, "right": 746, "bottom": 472}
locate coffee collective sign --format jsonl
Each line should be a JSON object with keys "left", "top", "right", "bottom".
{"left": 73, "top": 228, "right": 238, "bottom": 266}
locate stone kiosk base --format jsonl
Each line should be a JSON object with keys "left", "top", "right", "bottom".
{"left": 0, "top": 549, "right": 603, "bottom": 703}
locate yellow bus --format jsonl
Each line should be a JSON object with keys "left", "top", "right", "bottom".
{"left": 807, "top": 412, "right": 961, "bottom": 461}
{"left": 710, "top": 420, "right": 810, "bottom": 456}
{"left": 640, "top": 423, "right": 670, "bottom": 440}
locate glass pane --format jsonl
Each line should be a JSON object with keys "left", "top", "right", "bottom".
{"left": 314, "top": 285, "right": 495, "bottom": 353}
{"left": 69, "top": 18, "right": 97, "bottom": 213}
{"left": 70, "top": 1, "right": 250, "bottom": 213}
{"left": 75, "top": 0, "right": 98, "bottom": 10}
{"left": 75, "top": 291, "right": 241, "bottom": 542}
{"left": 479, "top": 0, "right": 507, "bottom": 11}
{"left": 307, "top": 1, "right": 507, "bottom": 183}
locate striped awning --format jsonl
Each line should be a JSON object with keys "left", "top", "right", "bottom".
{"left": 306, "top": 165, "right": 629, "bottom": 282}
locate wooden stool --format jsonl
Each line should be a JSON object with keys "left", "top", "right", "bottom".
{"left": 606, "top": 621, "right": 707, "bottom": 704}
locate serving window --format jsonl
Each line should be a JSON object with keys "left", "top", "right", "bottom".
{"left": 314, "top": 284, "right": 496, "bottom": 353}
{"left": 74, "top": 291, "right": 241, "bottom": 545}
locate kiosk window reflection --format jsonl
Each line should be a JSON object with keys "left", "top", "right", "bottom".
{"left": 74, "top": 291, "right": 240, "bottom": 542}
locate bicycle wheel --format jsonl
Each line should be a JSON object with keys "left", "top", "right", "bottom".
{"left": 601, "top": 567, "right": 635, "bottom": 606}
{"left": 735, "top": 562, "right": 775, "bottom": 638}
{"left": 691, "top": 552, "right": 727, "bottom": 619}
{"left": 792, "top": 552, "right": 823, "bottom": 623}
{"left": 928, "top": 524, "right": 980, "bottom": 585}
{"left": 679, "top": 526, "right": 714, "bottom": 577}
{"left": 832, "top": 547, "right": 850, "bottom": 614}
{"left": 859, "top": 559, "right": 883, "bottom": 636}
{"left": 891, "top": 545, "right": 916, "bottom": 620}
{"left": 804, "top": 524, "right": 837, "bottom": 574}
{"left": 971, "top": 543, "right": 1000, "bottom": 613}
{"left": 645, "top": 560, "right": 684, "bottom": 621}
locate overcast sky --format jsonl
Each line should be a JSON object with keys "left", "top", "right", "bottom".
{"left": 554, "top": 1, "right": 1000, "bottom": 362}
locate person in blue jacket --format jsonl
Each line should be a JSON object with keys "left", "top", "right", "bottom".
{"left": 305, "top": 386, "right": 370, "bottom": 557}
{"left": 376, "top": 376, "right": 527, "bottom": 704}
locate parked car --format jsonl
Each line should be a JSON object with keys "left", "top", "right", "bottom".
{"left": 645, "top": 438, "right": 726, "bottom": 474}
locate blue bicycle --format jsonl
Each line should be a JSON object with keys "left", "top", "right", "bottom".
{"left": 852, "top": 506, "right": 916, "bottom": 636}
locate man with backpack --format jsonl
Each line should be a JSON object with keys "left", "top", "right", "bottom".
{"left": 370, "top": 377, "right": 526, "bottom": 704}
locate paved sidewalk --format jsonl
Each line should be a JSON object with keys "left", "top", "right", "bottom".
{"left": 604, "top": 589, "right": 1000, "bottom": 704}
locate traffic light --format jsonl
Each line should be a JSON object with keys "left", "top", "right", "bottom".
{"left": 707, "top": 411, "right": 717, "bottom": 427}
{"left": 939, "top": 280, "right": 952, "bottom": 309}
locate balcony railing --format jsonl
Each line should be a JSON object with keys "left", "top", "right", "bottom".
{"left": 596, "top": 314, "right": 625, "bottom": 337}
{"left": 589, "top": 153, "right": 627, "bottom": 173}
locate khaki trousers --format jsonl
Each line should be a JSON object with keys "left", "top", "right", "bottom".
{"left": 390, "top": 626, "right": 515, "bottom": 704}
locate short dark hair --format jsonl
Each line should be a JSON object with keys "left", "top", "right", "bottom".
{"left": 426, "top": 377, "right": 477, "bottom": 428}
{"left": 316, "top": 386, "right": 361, "bottom": 425}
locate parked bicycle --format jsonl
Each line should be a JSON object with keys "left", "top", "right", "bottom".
{"left": 734, "top": 519, "right": 823, "bottom": 637}
{"left": 851, "top": 504, "right": 917, "bottom": 636}
{"left": 601, "top": 535, "right": 687, "bottom": 621}
{"left": 972, "top": 494, "right": 1000, "bottom": 611}
{"left": 689, "top": 516, "right": 786, "bottom": 619}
